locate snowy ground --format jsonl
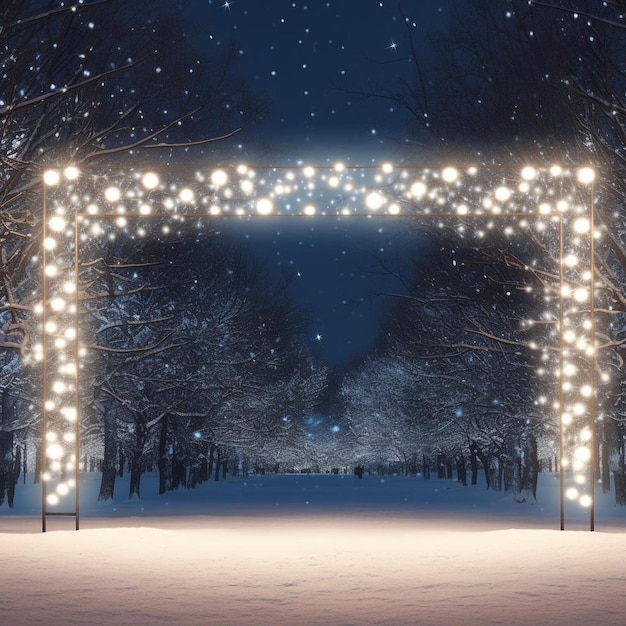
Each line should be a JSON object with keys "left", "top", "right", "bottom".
{"left": 1, "top": 473, "right": 625, "bottom": 625}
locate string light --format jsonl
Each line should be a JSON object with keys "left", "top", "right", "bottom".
{"left": 40, "top": 164, "right": 597, "bottom": 529}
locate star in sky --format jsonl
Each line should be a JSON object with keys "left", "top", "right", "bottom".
{"left": 315, "top": 333, "right": 323, "bottom": 342}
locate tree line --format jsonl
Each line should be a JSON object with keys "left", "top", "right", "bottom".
{"left": 3, "top": 0, "right": 626, "bottom": 506}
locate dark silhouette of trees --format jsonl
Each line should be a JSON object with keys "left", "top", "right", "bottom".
{"left": 0, "top": 0, "right": 260, "bottom": 504}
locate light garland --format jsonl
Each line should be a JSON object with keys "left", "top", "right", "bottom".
{"left": 40, "top": 163, "right": 598, "bottom": 530}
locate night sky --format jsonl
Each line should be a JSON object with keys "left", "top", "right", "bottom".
{"left": 181, "top": 1, "right": 449, "bottom": 370}
{"left": 184, "top": 0, "right": 450, "bottom": 159}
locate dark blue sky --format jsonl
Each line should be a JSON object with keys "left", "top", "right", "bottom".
{"left": 182, "top": 1, "right": 448, "bottom": 369}
{"left": 185, "top": 0, "right": 451, "bottom": 160}
{"left": 223, "top": 217, "right": 427, "bottom": 370}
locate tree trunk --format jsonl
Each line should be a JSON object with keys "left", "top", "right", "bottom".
{"left": 128, "top": 416, "right": 147, "bottom": 499}
{"left": 437, "top": 453, "right": 446, "bottom": 479}
{"left": 199, "top": 449, "right": 209, "bottom": 483}
{"left": 208, "top": 442, "right": 216, "bottom": 480}
{"left": 614, "top": 467, "right": 626, "bottom": 505}
{"left": 469, "top": 444, "right": 478, "bottom": 485}
{"left": 456, "top": 451, "right": 467, "bottom": 486}
{"left": 489, "top": 457, "right": 502, "bottom": 492}
{"left": 214, "top": 446, "right": 221, "bottom": 481}
{"left": 470, "top": 442, "right": 490, "bottom": 488}
{"left": 158, "top": 416, "right": 169, "bottom": 495}
{"left": 520, "top": 433, "right": 539, "bottom": 499}
{"left": 98, "top": 409, "right": 118, "bottom": 501}
{"left": 422, "top": 454, "right": 430, "bottom": 480}
{"left": 0, "top": 430, "right": 12, "bottom": 506}
{"left": 118, "top": 444, "right": 125, "bottom": 478}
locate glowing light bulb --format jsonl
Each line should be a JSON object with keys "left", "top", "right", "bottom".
{"left": 563, "top": 363, "right": 577, "bottom": 377}
{"left": 563, "top": 254, "right": 578, "bottom": 268}
{"left": 52, "top": 380, "right": 67, "bottom": 394}
{"left": 48, "top": 216, "right": 66, "bottom": 232}
{"left": 46, "top": 493, "right": 60, "bottom": 506}
{"left": 44, "top": 170, "right": 61, "bottom": 186}
{"left": 441, "top": 167, "right": 459, "bottom": 182}
{"left": 179, "top": 188, "right": 194, "bottom": 203}
{"left": 333, "top": 162, "right": 345, "bottom": 172}
{"left": 303, "top": 166, "right": 315, "bottom": 178}
{"left": 63, "top": 166, "right": 80, "bottom": 180}
{"left": 410, "top": 181, "right": 427, "bottom": 198}
{"left": 44, "top": 321, "right": 58, "bottom": 334}
{"left": 573, "top": 288, "right": 588, "bottom": 303}
{"left": 576, "top": 167, "right": 595, "bottom": 184}
{"left": 579, "top": 494, "right": 592, "bottom": 507}
{"left": 104, "top": 186, "right": 121, "bottom": 202}
{"left": 365, "top": 191, "right": 384, "bottom": 210}
{"left": 303, "top": 204, "right": 316, "bottom": 216}
{"left": 521, "top": 166, "right": 537, "bottom": 180}
{"left": 141, "top": 172, "right": 159, "bottom": 189}
{"left": 566, "top": 487, "right": 579, "bottom": 500}
{"left": 50, "top": 297, "right": 66, "bottom": 312}
{"left": 256, "top": 198, "right": 273, "bottom": 215}
{"left": 573, "top": 217, "right": 590, "bottom": 234}
{"left": 210, "top": 169, "right": 228, "bottom": 186}
{"left": 46, "top": 443, "right": 64, "bottom": 459}
{"left": 494, "top": 186, "right": 512, "bottom": 202}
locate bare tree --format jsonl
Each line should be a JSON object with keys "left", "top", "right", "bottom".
{"left": 0, "top": 0, "right": 261, "bottom": 503}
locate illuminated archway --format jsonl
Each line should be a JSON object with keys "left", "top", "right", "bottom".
{"left": 40, "top": 164, "right": 598, "bottom": 531}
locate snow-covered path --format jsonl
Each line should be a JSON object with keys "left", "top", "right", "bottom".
{"left": 1, "top": 474, "right": 625, "bottom": 625}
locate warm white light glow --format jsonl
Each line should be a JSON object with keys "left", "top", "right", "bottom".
{"left": 575, "top": 446, "right": 591, "bottom": 462}
{"left": 494, "top": 186, "right": 512, "bottom": 202}
{"left": 63, "top": 166, "right": 80, "bottom": 181}
{"left": 46, "top": 493, "right": 59, "bottom": 506}
{"left": 365, "top": 191, "right": 385, "bottom": 210}
{"left": 142, "top": 172, "right": 160, "bottom": 189}
{"left": 48, "top": 216, "right": 67, "bottom": 232}
{"left": 104, "top": 186, "right": 121, "bottom": 202}
{"left": 210, "top": 169, "right": 228, "bottom": 187}
{"left": 179, "top": 188, "right": 195, "bottom": 203}
{"left": 573, "top": 217, "right": 591, "bottom": 234}
{"left": 576, "top": 167, "right": 595, "bottom": 184}
{"left": 441, "top": 167, "right": 459, "bottom": 182}
{"left": 43, "top": 170, "right": 61, "bottom": 186}
{"left": 410, "top": 181, "right": 427, "bottom": 198}
{"left": 41, "top": 163, "right": 596, "bottom": 521}
{"left": 256, "top": 197, "right": 273, "bottom": 215}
